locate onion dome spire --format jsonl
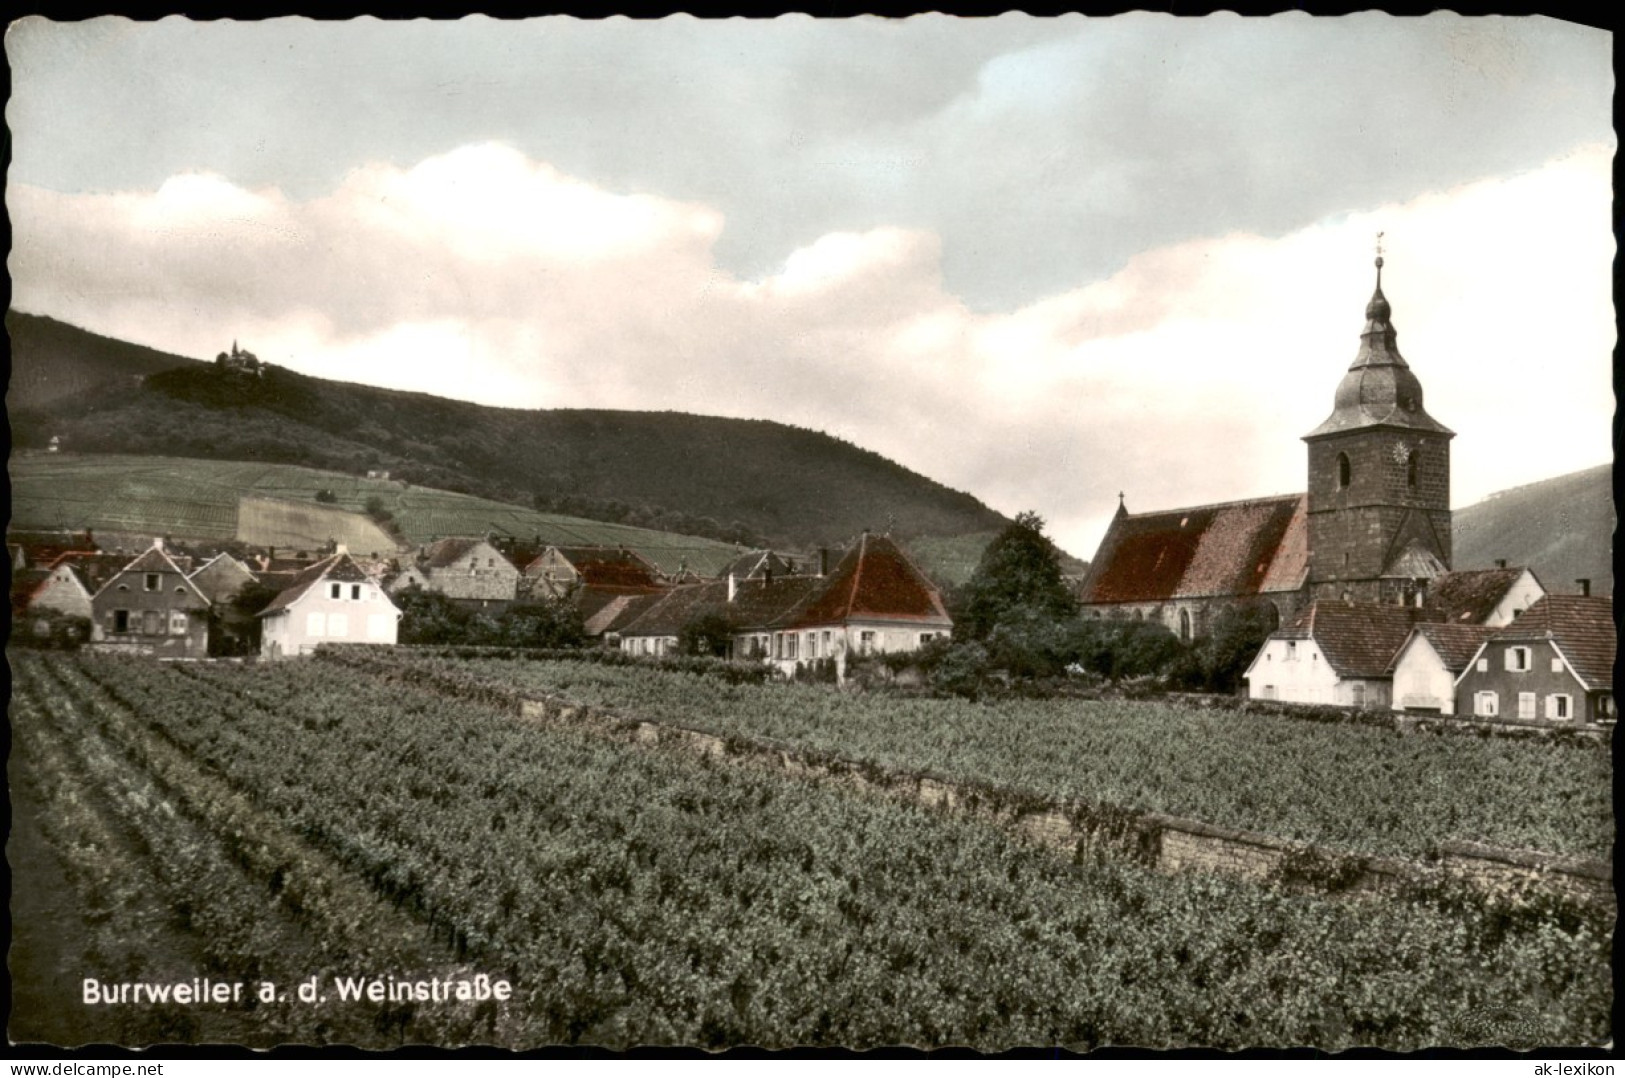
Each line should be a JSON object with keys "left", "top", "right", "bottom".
{"left": 1304, "top": 236, "right": 1452, "bottom": 439}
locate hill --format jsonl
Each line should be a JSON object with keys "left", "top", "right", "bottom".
{"left": 7, "top": 312, "right": 1011, "bottom": 552}
{"left": 1452, "top": 463, "right": 1613, "bottom": 596}
{"left": 4, "top": 311, "right": 207, "bottom": 410}
{"left": 8, "top": 454, "right": 744, "bottom": 576}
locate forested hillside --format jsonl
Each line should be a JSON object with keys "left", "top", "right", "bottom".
{"left": 1453, "top": 464, "right": 1612, "bottom": 596}
{"left": 8, "top": 312, "right": 1009, "bottom": 550}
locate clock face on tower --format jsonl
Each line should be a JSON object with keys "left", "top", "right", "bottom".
{"left": 1390, "top": 440, "right": 1410, "bottom": 464}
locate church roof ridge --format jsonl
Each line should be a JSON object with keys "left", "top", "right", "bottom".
{"left": 1116, "top": 491, "right": 1305, "bottom": 520}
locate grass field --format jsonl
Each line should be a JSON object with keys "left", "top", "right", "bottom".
{"left": 9, "top": 453, "right": 741, "bottom": 574}
{"left": 8, "top": 648, "right": 1612, "bottom": 1050}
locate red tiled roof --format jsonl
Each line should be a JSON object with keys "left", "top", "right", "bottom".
{"left": 1404, "top": 623, "right": 1497, "bottom": 673}
{"left": 790, "top": 533, "right": 951, "bottom": 629}
{"left": 1491, "top": 595, "right": 1615, "bottom": 691}
{"left": 10, "top": 568, "right": 53, "bottom": 615}
{"left": 1421, "top": 567, "right": 1531, "bottom": 625}
{"left": 258, "top": 552, "right": 380, "bottom": 617}
{"left": 1079, "top": 494, "right": 1308, "bottom": 605}
{"left": 530, "top": 547, "right": 664, "bottom": 589}
{"left": 1278, "top": 600, "right": 1418, "bottom": 679}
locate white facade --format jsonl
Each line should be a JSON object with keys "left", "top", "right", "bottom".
{"left": 1390, "top": 633, "right": 1459, "bottom": 714}
{"left": 1478, "top": 569, "right": 1546, "bottom": 628}
{"left": 1244, "top": 637, "right": 1340, "bottom": 704}
{"left": 262, "top": 578, "right": 400, "bottom": 659}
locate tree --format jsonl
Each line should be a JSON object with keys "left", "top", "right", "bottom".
{"left": 1187, "top": 602, "right": 1280, "bottom": 693}
{"left": 955, "top": 511, "right": 1079, "bottom": 641}
{"left": 679, "top": 611, "right": 735, "bottom": 657}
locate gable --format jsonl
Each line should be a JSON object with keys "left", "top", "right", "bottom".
{"left": 791, "top": 535, "right": 950, "bottom": 629}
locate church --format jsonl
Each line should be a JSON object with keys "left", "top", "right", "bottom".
{"left": 1076, "top": 248, "right": 1458, "bottom": 641}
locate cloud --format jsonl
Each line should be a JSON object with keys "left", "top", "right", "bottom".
{"left": 8, "top": 141, "right": 1613, "bottom": 559}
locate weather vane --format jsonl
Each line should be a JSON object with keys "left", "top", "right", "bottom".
{"left": 1375, "top": 231, "right": 1385, "bottom": 265}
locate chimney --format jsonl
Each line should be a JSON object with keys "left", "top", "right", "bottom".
{"left": 335, "top": 543, "right": 348, "bottom": 557}
{"left": 152, "top": 536, "right": 164, "bottom": 551}
{"left": 1495, "top": 559, "right": 1507, "bottom": 569}
{"left": 764, "top": 567, "right": 774, "bottom": 587}
{"left": 1576, "top": 578, "right": 1591, "bottom": 597}
{"left": 819, "top": 548, "right": 829, "bottom": 576}
{"left": 727, "top": 572, "right": 737, "bottom": 603}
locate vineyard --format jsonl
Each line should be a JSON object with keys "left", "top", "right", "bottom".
{"left": 342, "top": 650, "right": 1615, "bottom": 861}
{"left": 8, "top": 650, "right": 1613, "bottom": 1050}
{"left": 9, "top": 454, "right": 740, "bottom": 575}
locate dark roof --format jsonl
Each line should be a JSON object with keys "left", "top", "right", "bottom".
{"left": 718, "top": 549, "right": 798, "bottom": 581}
{"left": 188, "top": 554, "right": 257, "bottom": 604}
{"left": 258, "top": 552, "right": 379, "bottom": 617}
{"left": 1079, "top": 494, "right": 1308, "bottom": 605}
{"left": 618, "top": 576, "right": 827, "bottom": 638}
{"left": 49, "top": 552, "right": 131, "bottom": 593}
{"left": 532, "top": 547, "right": 664, "bottom": 589}
{"left": 588, "top": 591, "right": 666, "bottom": 637}
{"left": 98, "top": 545, "right": 211, "bottom": 605}
{"left": 1421, "top": 567, "right": 1531, "bottom": 625}
{"left": 1404, "top": 623, "right": 1498, "bottom": 673}
{"left": 421, "top": 537, "right": 488, "bottom": 569}
{"left": 1304, "top": 265, "right": 1454, "bottom": 440}
{"left": 1277, "top": 601, "right": 1418, "bottom": 679}
{"left": 1491, "top": 595, "right": 1615, "bottom": 691}
{"left": 790, "top": 533, "right": 951, "bottom": 629}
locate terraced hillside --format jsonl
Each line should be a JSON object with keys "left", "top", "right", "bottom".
{"left": 9, "top": 454, "right": 741, "bottom": 575}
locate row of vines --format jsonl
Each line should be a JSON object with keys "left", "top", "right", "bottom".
{"left": 11, "top": 651, "right": 1612, "bottom": 1048}
{"left": 335, "top": 649, "right": 1615, "bottom": 860}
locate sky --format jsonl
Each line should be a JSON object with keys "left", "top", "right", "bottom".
{"left": 7, "top": 14, "right": 1615, "bottom": 558}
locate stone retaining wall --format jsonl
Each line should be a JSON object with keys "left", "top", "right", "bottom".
{"left": 512, "top": 692, "right": 1614, "bottom": 911}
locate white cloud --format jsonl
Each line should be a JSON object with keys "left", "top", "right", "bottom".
{"left": 9, "top": 140, "right": 1613, "bottom": 560}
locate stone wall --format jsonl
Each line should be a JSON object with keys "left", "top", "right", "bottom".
{"left": 511, "top": 688, "right": 1613, "bottom": 912}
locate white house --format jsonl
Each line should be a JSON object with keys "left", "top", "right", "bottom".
{"left": 1389, "top": 623, "right": 1496, "bottom": 714}
{"left": 258, "top": 548, "right": 401, "bottom": 659}
{"left": 1244, "top": 601, "right": 1416, "bottom": 708}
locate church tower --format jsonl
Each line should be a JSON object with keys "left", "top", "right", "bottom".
{"left": 1304, "top": 246, "right": 1454, "bottom": 603}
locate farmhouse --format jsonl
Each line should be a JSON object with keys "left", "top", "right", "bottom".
{"left": 1081, "top": 252, "right": 1457, "bottom": 644}
{"left": 1453, "top": 594, "right": 1615, "bottom": 726}
{"left": 1243, "top": 601, "right": 1417, "bottom": 708}
{"left": 90, "top": 540, "right": 211, "bottom": 656}
{"left": 411, "top": 538, "right": 520, "bottom": 608}
{"left": 1389, "top": 623, "right": 1498, "bottom": 714}
{"left": 522, "top": 545, "right": 665, "bottom": 599}
{"left": 257, "top": 548, "right": 402, "bottom": 659}
{"left": 615, "top": 533, "right": 952, "bottom": 677}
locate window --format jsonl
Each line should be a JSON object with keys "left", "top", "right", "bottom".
{"left": 1505, "top": 646, "right": 1532, "bottom": 672}
{"left": 1476, "top": 657, "right": 1488, "bottom": 673}
{"left": 823, "top": 631, "right": 833, "bottom": 653}
{"left": 142, "top": 610, "right": 163, "bottom": 635}
{"left": 306, "top": 612, "right": 325, "bottom": 638}
{"left": 860, "top": 631, "right": 876, "bottom": 655}
{"left": 919, "top": 633, "right": 935, "bottom": 646}
{"left": 351, "top": 584, "right": 363, "bottom": 601}
{"left": 1545, "top": 694, "right": 1572, "bottom": 721}
{"left": 1599, "top": 696, "right": 1616, "bottom": 724}
{"left": 1351, "top": 682, "right": 1366, "bottom": 708}
{"left": 169, "top": 611, "right": 188, "bottom": 636}
{"left": 114, "top": 609, "right": 130, "bottom": 633}
{"left": 1337, "top": 452, "right": 1351, "bottom": 489}
{"left": 144, "top": 573, "right": 161, "bottom": 591}
{"left": 1473, "top": 691, "right": 1499, "bottom": 718}
{"left": 1285, "top": 641, "right": 1297, "bottom": 661}
{"left": 1551, "top": 657, "right": 1565, "bottom": 674}
{"left": 330, "top": 583, "right": 343, "bottom": 600}
{"left": 1406, "top": 450, "right": 1419, "bottom": 489}
{"left": 1517, "top": 692, "right": 1536, "bottom": 719}
{"left": 785, "top": 635, "right": 798, "bottom": 660}
{"left": 1178, "top": 609, "right": 1191, "bottom": 643}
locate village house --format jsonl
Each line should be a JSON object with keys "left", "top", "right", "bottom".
{"left": 410, "top": 537, "right": 520, "bottom": 609}
{"left": 1453, "top": 593, "right": 1615, "bottom": 726}
{"left": 614, "top": 533, "right": 952, "bottom": 678}
{"left": 89, "top": 540, "right": 211, "bottom": 656}
{"left": 522, "top": 545, "right": 665, "bottom": 599}
{"left": 1389, "top": 623, "right": 1498, "bottom": 714}
{"left": 257, "top": 548, "right": 402, "bottom": 659}
{"left": 1243, "top": 601, "right": 1417, "bottom": 708}
{"left": 11, "top": 558, "right": 96, "bottom": 645}
{"left": 1082, "top": 251, "right": 1458, "bottom": 647}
